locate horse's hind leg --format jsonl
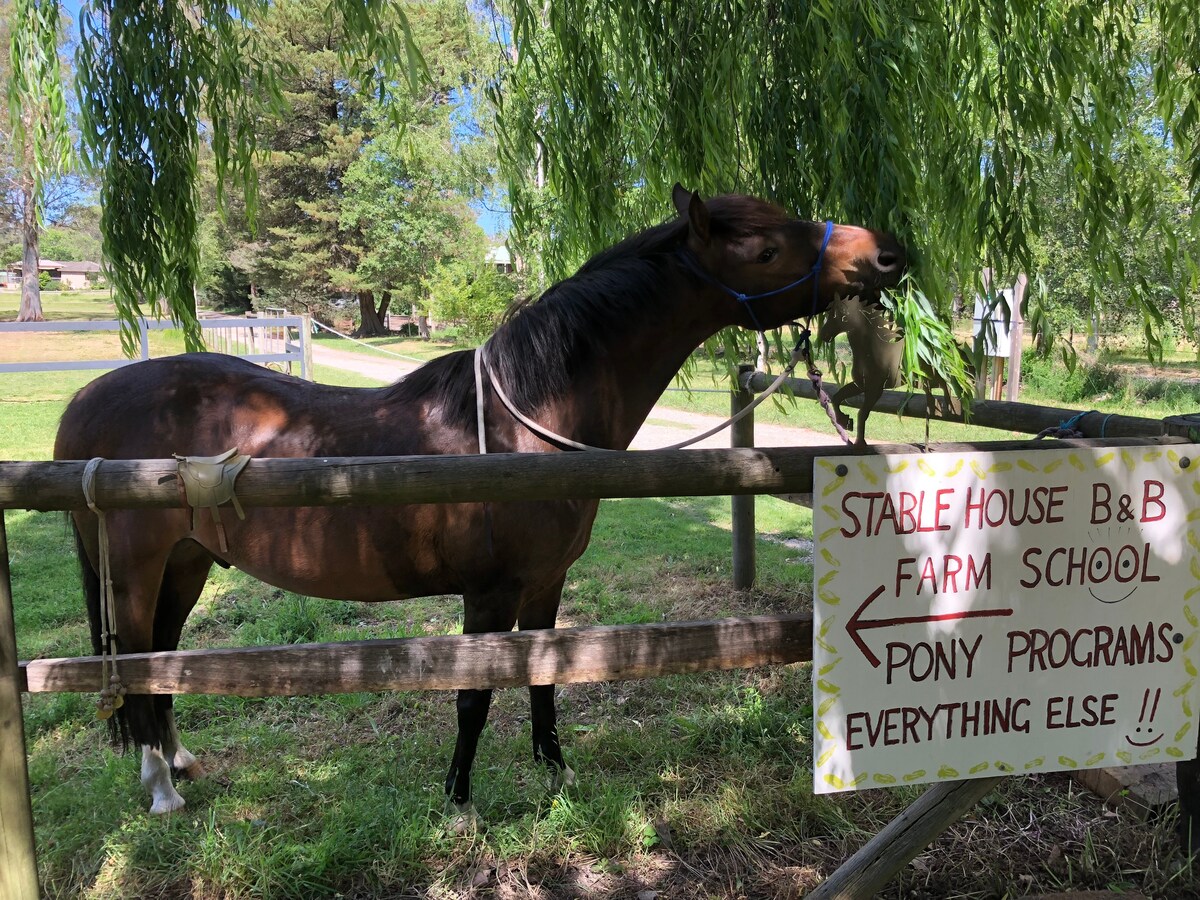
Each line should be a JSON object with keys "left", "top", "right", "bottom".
{"left": 79, "top": 510, "right": 209, "bottom": 815}
{"left": 518, "top": 576, "right": 574, "bottom": 791}
{"left": 130, "top": 538, "right": 212, "bottom": 814}
{"left": 153, "top": 540, "right": 214, "bottom": 783}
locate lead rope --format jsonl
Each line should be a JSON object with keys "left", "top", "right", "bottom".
{"left": 81, "top": 457, "right": 126, "bottom": 720}
{"left": 794, "top": 327, "right": 855, "bottom": 445}
{"left": 476, "top": 333, "right": 826, "bottom": 453}
{"left": 474, "top": 343, "right": 488, "bottom": 454}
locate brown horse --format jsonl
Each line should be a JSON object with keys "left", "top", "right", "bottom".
{"left": 55, "top": 185, "right": 904, "bottom": 820}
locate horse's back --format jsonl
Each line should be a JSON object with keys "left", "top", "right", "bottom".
{"left": 54, "top": 353, "right": 434, "bottom": 461}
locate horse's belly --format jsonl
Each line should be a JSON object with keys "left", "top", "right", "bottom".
{"left": 214, "top": 499, "right": 598, "bottom": 602}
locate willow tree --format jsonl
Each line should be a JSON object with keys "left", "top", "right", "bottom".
{"left": 6, "top": 0, "right": 73, "bottom": 322}
{"left": 8, "top": 0, "right": 423, "bottom": 352}
{"left": 11, "top": 1, "right": 1200, "bottom": 360}
{"left": 492, "top": 1, "right": 1200, "bottom": 360}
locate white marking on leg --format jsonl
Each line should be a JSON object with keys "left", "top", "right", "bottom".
{"left": 141, "top": 744, "right": 186, "bottom": 814}
{"left": 551, "top": 765, "right": 577, "bottom": 792}
{"left": 173, "top": 745, "right": 198, "bottom": 772}
{"left": 164, "top": 709, "right": 197, "bottom": 772}
{"left": 447, "top": 800, "right": 481, "bottom": 835}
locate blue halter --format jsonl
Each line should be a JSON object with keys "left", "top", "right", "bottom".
{"left": 683, "top": 219, "right": 834, "bottom": 332}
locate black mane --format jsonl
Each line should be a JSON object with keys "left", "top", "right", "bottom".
{"left": 385, "top": 195, "right": 791, "bottom": 435}
{"left": 386, "top": 216, "right": 691, "bottom": 432}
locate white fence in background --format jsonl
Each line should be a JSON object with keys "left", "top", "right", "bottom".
{"left": 0, "top": 314, "right": 312, "bottom": 380}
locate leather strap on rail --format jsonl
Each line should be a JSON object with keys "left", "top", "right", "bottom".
{"left": 174, "top": 448, "right": 250, "bottom": 553}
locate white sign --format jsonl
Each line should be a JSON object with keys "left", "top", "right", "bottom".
{"left": 812, "top": 445, "right": 1200, "bottom": 793}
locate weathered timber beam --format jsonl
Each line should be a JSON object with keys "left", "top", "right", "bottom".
{"left": 0, "top": 437, "right": 1184, "bottom": 511}
{"left": 743, "top": 371, "right": 1166, "bottom": 438}
{"left": 808, "top": 777, "right": 1004, "bottom": 899}
{"left": 0, "top": 516, "right": 39, "bottom": 900}
{"left": 20, "top": 614, "right": 814, "bottom": 696}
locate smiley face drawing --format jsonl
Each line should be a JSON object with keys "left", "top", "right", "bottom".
{"left": 1085, "top": 527, "right": 1153, "bottom": 605}
{"left": 1126, "top": 688, "right": 1164, "bottom": 749}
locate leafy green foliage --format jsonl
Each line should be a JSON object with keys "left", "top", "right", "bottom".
{"left": 6, "top": 0, "right": 72, "bottom": 206}
{"left": 69, "top": 0, "right": 424, "bottom": 354}
{"left": 883, "top": 285, "right": 976, "bottom": 410}
{"left": 37, "top": 224, "right": 100, "bottom": 262}
{"left": 495, "top": 1, "right": 1200, "bottom": 361}
{"left": 193, "top": 0, "right": 491, "bottom": 334}
{"left": 425, "top": 259, "right": 521, "bottom": 340}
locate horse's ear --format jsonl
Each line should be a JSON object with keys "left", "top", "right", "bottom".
{"left": 672, "top": 184, "right": 710, "bottom": 245}
{"left": 671, "top": 183, "right": 692, "bottom": 216}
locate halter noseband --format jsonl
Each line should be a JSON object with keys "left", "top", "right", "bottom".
{"left": 681, "top": 219, "right": 835, "bottom": 332}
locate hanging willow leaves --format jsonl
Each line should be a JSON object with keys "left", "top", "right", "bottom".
{"left": 7, "top": 0, "right": 72, "bottom": 215}
{"left": 61, "top": 0, "right": 425, "bottom": 354}
{"left": 495, "top": 0, "right": 1200, "bottom": 363}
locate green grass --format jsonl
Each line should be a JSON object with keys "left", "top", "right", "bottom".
{"left": 5, "top": 343, "right": 1199, "bottom": 898}
{"left": 0, "top": 289, "right": 117, "bottom": 321}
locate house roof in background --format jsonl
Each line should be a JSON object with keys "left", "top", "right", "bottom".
{"left": 7, "top": 259, "right": 101, "bottom": 273}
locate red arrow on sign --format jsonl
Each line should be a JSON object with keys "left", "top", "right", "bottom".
{"left": 846, "top": 586, "right": 1014, "bottom": 668}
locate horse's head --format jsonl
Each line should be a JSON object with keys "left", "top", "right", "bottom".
{"left": 672, "top": 184, "right": 905, "bottom": 331}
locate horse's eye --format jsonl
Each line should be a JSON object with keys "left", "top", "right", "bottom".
{"left": 758, "top": 248, "right": 777, "bottom": 263}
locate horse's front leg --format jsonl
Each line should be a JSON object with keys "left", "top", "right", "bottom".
{"left": 444, "top": 596, "right": 519, "bottom": 827}
{"left": 518, "top": 576, "right": 575, "bottom": 791}
{"left": 830, "top": 382, "right": 859, "bottom": 433}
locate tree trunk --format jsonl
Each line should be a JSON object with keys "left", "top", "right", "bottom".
{"left": 16, "top": 186, "right": 43, "bottom": 322}
{"left": 354, "top": 289, "right": 390, "bottom": 337}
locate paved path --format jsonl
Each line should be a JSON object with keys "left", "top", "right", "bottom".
{"left": 310, "top": 342, "right": 843, "bottom": 450}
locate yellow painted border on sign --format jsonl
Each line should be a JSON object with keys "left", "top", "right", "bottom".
{"left": 813, "top": 447, "right": 1200, "bottom": 792}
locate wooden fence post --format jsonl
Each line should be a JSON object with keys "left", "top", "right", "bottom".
{"left": 1006, "top": 274, "right": 1027, "bottom": 403}
{"left": 0, "top": 512, "right": 40, "bottom": 900}
{"left": 1166, "top": 415, "right": 1200, "bottom": 850}
{"left": 731, "top": 365, "right": 756, "bottom": 590}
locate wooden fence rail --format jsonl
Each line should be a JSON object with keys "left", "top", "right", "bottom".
{"left": 1, "top": 433, "right": 1194, "bottom": 900}
{"left": 19, "top": 614, "right": 813, "bottom": 697}
{"left": 742, "top": 369, "right": 1168, "bottom": 438}
{"left": 0, "top": 437, "right": 1182, "bottom": 512}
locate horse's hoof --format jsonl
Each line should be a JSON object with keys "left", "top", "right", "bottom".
{"left": 550, "top": 766, "right": 577, "bottom": 793}
{"left": 446, "top": 801, "right": 482, "bottom": 835}
{"left": 149, "top": 792, "right": 186, "bottom": 815}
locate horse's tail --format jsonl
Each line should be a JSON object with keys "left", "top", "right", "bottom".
{"left": 72, "top": 520, "right": 125, "bottom": 747}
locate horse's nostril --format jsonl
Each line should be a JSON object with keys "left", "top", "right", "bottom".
{"left": 876, "top": 249, "right": 901, "bottom": 271}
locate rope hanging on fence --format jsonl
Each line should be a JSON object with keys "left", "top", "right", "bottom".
{"left": 1034, "top": 409, "right": 1114, "bottom": 440}
{"left": 81, "top": 458, "right": 126, "bottom": 720}
{"left": 310, "top": 319, "right": 426, "bottom": 364}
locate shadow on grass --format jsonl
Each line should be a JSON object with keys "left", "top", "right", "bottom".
{"left": 12, "top": 494, "right": 827, "bottom": 897}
